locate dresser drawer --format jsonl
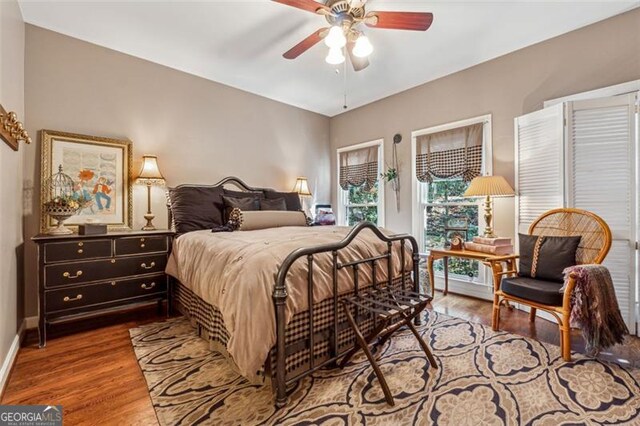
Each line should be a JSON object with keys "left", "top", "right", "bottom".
{"left": 44, "top": 254, "right": 167, "bottom": 288}
{"left": 116, "top": 236, "right": 168, "bottom": 256}
{"left": 44, "top": 239, "right": 112, "bottom": 263}
{"left": 115, "top": 274, "right": 167, "bottom": 300}
{"left": 45, "top": 274, "right": 167, "bottom": 313}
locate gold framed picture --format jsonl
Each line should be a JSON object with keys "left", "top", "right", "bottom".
{"left": 40, "top": 130, "right": 133, "bottom": 232}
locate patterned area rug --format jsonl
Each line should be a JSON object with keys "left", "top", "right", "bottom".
{"left": 130, "top": 312, "right": 640, "bottom": 425}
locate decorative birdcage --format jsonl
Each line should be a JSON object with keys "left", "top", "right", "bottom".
{"left": 44, "top": 165, "right": 80, "bottom": 235}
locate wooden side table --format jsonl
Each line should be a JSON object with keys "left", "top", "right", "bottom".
{"left": 427, "top": 248, "right": 515, "bottom": 296}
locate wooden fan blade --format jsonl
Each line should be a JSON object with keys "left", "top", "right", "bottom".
{"left": 365, "top": 11, "right": 433, "bottom": 31}
{"left": 283, "top": 28, "right": 326, "bottom": 59}
{"left": 272, "top": 0, "right": 329, "bottom": 14}
{"left": 346, "top": 41, "right": 370, "bottom": 72}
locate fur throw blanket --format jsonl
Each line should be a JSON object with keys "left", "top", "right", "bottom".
{"left": 563, "top": 264, "right": 629, "bottom": 353}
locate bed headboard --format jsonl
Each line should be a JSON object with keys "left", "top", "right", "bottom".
{"left": 166, "top": 176, "right": 277, "bottom": 229}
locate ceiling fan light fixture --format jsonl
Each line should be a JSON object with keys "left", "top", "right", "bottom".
{"left": 324, "top": 26, "right": 347, "bottom": 49}
{"left": 353, "top": 34, "right": 373, "bottom": 58}
{"left": 325, "top": 47, "right": 345, "bottom": 65}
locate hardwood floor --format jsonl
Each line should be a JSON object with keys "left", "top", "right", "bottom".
{"left": 2, "top": 307, "right": 162, "bottom": 426}
{"left": 2, "top": 293, "right": 639, "bottom": 425}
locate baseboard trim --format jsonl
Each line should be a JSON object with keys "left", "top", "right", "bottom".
{"left": 0, "top": 320, "right": 26, "bottom": 398}
{"left": 433, "top": 276, "right": 493, "bottom": 301}
{"left": 24, "top": 316, "right": 38, "bottom": 330}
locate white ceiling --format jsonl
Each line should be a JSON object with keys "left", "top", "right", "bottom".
{"left": 18, "top": 0, "right": 639, "bottom": 117}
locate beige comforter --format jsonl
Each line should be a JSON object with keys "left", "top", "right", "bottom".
{"left": 166, "top": 226, "right": 412, "bottom": 381}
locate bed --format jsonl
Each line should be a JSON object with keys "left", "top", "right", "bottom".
{"left": 165, "top": 177, "right": 420, "bottom": 407}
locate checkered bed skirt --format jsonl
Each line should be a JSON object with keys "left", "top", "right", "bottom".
{"left": 174, "top": 274, "right": 414, "bottom": 382}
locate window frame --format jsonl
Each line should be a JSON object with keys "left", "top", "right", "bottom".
{"left": 336, "top": 139, "right": 385, "bottom": 227}
{"left": 411, "top": 115, "right": 493, "bottom": 286}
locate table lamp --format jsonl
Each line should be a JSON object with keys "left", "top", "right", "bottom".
{"left": 463, "top": 175, "right": 515, "bottom": 238}
{"left": 292, "top": 177, "right": 312, "bottom": 216}
{"left": 292, "top": 177, "right": 312, "bottom": 197}
{"left": 136, "top": 155, "right": 165, "bottom": 231}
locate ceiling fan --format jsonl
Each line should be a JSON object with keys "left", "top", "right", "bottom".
{"left": 272, "top": 0, "right": 434, "bottom": 71}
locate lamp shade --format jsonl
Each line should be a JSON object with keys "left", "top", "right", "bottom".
{"left": 353, "top": 34, "right": 373, "bottom": 58}
{"left": 292, "top": 177, "right": 312, "bottom": 196}
{"left": 463, "top": 175, "right": 515, "bottom": 198}
{"left": 137, "top": 155, "right": 165, "bottom": 185}
{"left": 324, "top": 26, "right": 346, "bottom": 49}
{"left": 325, "top": 47, "right": 345, "bottom": 65}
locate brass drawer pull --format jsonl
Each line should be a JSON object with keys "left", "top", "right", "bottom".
{"left": 63, "top": 294, "right": 83, "bottom": 302}
{"left": 140, "top": 262, "right": 156, "bottom": 270}
{"left": 78, "top": 242, "right": 84, "bottom": 247}
{"left": 141, "top": 243, "right": 146, "bottom": 248}
{"left": 77, "top": 249, "right": 84, "bottom": 254}
{"left": 63, "top": 271, "right": 83, "bottom": 279}
{"left": 141, "top": 282, "right": 156, "bottom": 290}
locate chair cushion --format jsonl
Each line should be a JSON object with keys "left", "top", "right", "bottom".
{"left": 518, "top": 233, "right": 581, "bottom": 283}
{"left": 501, "top": 276, "right": 564, "bottom": 306}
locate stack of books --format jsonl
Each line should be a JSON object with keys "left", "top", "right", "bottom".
{"left": 464, "top": 236, "right": 513, "bottom": 255}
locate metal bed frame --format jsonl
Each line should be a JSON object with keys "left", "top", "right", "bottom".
{"left": 167, "top": 177, "right": 421, "bottom": 407}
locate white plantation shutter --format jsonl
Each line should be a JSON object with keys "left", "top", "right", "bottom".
{"left": 567, "top": 94, "right": 638, "bottom": 331}
{"left": 515, "top": 103, "right": 565, "bottom": 235}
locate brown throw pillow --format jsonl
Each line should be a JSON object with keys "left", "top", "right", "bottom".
{"left": 168, "top": 186, "right": 225, "bottom": 233}
{"left": 223, "top": 189, "right": 265, "bottom": 199}
{"left": 222, "top": 195, "right": 260, "bottom": 211}
{"left": 264, "top": 191, "right": 302, "bottom": 211}
{"left": 260, "top": 197, "right": 287, "bottom": 211}
{"left": 518, "top": 233, "right": 581, "bottom": 283}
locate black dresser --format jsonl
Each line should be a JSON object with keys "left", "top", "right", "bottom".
{"left": 32, "top": 230, "right": 174, "bottom": 347}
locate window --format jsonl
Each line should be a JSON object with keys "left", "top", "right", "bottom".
{"left": 422, "top": 179, "right": 480, "bottom": 278}
{"left": 412, "top": 116, "right": 492, "bottom": 286}
{"left": 337, "top": 140, "right": 384, "bottom": 226}
{"left": 343, "top": 182, "right": 379, "bottom": 226}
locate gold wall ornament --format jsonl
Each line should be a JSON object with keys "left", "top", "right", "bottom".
{"left": 0, "top": 103, "right": 31, "bottom": 151}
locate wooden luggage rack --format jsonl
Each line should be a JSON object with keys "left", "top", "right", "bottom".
{"left": 340, "top": 286, "right": 438, "bottom": 406}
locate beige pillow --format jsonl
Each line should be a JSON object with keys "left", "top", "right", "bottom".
{"left": 239, "top": 210, "right": 307, "bottom": 231}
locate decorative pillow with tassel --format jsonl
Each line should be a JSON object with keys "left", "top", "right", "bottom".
{"left": 518, "top": 233, "right": 581, "bottom": 282}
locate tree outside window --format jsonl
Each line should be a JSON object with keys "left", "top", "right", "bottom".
{"left": 422, "top": 179, "right": 480, "bottom": 279}
{"left": 344, "top": 182, "right": 379, "bottom": 225}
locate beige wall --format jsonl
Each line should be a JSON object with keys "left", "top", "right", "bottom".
{"left": 0, "top": 0, "right": 25, "bottom": 390}
{"left": 18, "top": 8, "right": 640, "bottom": 318}
{"left": 330, "top": 8, "right": 640, "bottom": 238}
{"left": 22, "top": 25, "right": 331, "bottom": 317}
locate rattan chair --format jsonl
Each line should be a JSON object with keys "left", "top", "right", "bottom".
{"left": 487, "top": 208, "right": 612, "bottom": 361}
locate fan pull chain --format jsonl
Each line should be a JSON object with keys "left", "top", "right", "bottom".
{"left": 343, "top": 51, "right": 348, "bottom": 110}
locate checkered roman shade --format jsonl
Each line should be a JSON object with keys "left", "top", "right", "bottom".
{"left": 339, "top": 145, "right": 379, "bottom": 191}
{"left": 416, "top": 123, "right": 484, "bottom": 183}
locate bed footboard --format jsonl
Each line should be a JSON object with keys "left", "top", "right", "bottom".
{"left": 272, "top": 221, "right": 420, "bottom": 407}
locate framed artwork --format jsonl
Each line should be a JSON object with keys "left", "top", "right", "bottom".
{"left": 40, "top": 130, "right": 133, "bottom": 232}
